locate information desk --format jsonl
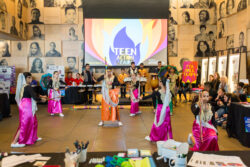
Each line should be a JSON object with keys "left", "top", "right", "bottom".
{"left": 11, "top": 151, "right": 250, "bottom": 167}
{"left": 0, "top": 93, "right": 11, "bottom": 120}
{"left": 226, "top": 102, "right": 250, "bottom": 147}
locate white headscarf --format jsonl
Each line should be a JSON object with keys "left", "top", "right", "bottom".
{"left": 15, "top": 73, "right": 38, "bottom": 116}
{"left": 101, "top": 79, "right": 119, "bottom": 107}
{"left": 154, "top": 79, "right": 172, "bottom": 127}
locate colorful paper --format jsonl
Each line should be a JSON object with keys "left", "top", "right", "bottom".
{"left": 182, "top": 61, "right": 198, "bottom": 84}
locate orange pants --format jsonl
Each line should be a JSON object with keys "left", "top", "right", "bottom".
{"left": 101, "top": 88, "right": 120, "bottom": 121}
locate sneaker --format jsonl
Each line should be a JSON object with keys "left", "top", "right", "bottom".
{"left": 36, "top": 137, "right": 42, "bottom": 142}
{"left": 59, "top": 113, "right": 64, "bottom": 117}
{"left": 118, "top": 122, "right": 123, "bottom": 126}
{"left": 129, "top": 114, "right": 135, "bottom": 117}
{"left": 11, "top": 143, "right": 26, "bottom": 148}
{"left": 98, "top": 121, "right": 103, "bottom": 126}
{"left": 50, "top": 113, "right": 54, "bottom": 116}
{"left": 145, "top": 136, "right": 151, "bottom": 141}
{"left": 188, "top": 133, "right": 193, "bottom": 145}
{"left": 136, "top": 111, "right": 142, "bottom": 114}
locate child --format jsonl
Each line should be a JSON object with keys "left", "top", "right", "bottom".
{"left": 188, "top": 91, "right": 219, "bottom": 151}
{"left": 129, "top": 73, "right": 141, "bottom": 117}
{"left": 143, "top": 79, "right": 173, "bottom": 142}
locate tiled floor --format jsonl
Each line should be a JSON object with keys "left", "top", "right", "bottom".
{"left": 0, "top": 102, "right": 249, "bottom": 153}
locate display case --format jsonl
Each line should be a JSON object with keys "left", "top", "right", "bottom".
{"left": 201, "top": 58, "right": 208, "bottom": 84}
{"left": 228, "top": 54, "right": 240, "bottom": 93}
{"left": 218, "top": 56, "right": 227, "bottom": 77}
{"left": 208, "top": 57, "right": 217, "bottom": 77}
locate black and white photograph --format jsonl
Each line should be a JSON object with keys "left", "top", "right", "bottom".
{"left": 169, "top": 0, "right": 177, "bottom": 9}
{"left": 61, "top": 0, "right": 77, "bottom": 8}
{"left": 67, "top": 26, "right": 78, "bottom": 40}
{"left": 217, "top": 19, "right": 226, "bottom": 38}
{"left": 28, "top": 0, "right": 43, "bottom": 8}
{"left": 29, "top": 57, "right": 45, "bottom": 73}
{"left": 64, "top": 56, "right": 78, "bottom": 73}
{"left": 226, "top": 34, "right": 234, "bottom": 49}
{"left": 168, "top": 41, "right": 178, "bottom": 57}
{"left": 168, "top": 25, "right": 177, "bottom": 41}
{"left": 28, "top": 8, "right": 44, "bottom": 24}
{"left": 235, "top": 31, "right": 247, "bottom": 52}
{"left": 44, "top": 0, "right": 61, "bottom": 7}
{"left": 169, "top": 10, "right": 178, "bottom": 25}
{"left": 78, "top": 23, "right": 84, "bottom": 40}
{"left": 0, "top": 0, "right": 7, "bottom": 12}
{"left": 195, "top": 40, "right": 210, "bottom": 57}
{"left": 45, "top": 41, "right": 61, "bottom": 57}
{"left": 27, "top": 40, "right": 44, "bottom": 57}
{"left": 180, "top": 10, "right": 195, "bottom": 25}
{"left": 62, "top": 5, "right": 78, "bottom": 24}
{"left": 194, "top": 0, "right": 210, "bottom": 8}
{"left": 226, "top": 0, "right": 236, "bottom": 15}
{"left": 0, "top": 58, "right": 8, "bottom": 66}
{"left": 194, "top": 25, "right": 209, "bottom": 41}
{"left": 196, "top": 9, "right": 210, "bottom": 25}
{"left": 218, "top": 1, "right": 226, "bottom": 20}
{"left": 0, "top": 11, "right": 7, "bottom": 32}
{"left": 10, "top": 16, "right": 18, "bottom": 36}
{"left": 237, "top": 0, "right": 247, "bottom": 12}
{"left": 0, "top": 40, "right": 11, "bottom": 57}
{"left": 78, "top": 7, "right": 83, "bottom": 24}
{"left": 28, "top": 24, "right": 45, "bottom": 40}
{"left": 179, "top": 0, "right": 194, "bottom": 8}
{"left": 11, "top": 41, "right": 27, "bottom": 57}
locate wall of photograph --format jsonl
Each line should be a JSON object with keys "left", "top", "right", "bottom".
{"left": 168, "top": 0, "right": 249, "bottom": 83}
{"left": 0, "top": 0, "right": 84, "bottom": 81}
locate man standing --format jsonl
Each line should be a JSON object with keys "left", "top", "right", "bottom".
{"left": 128, "top": 62, "right": 138, "bottom": 76}
{"left": 138, "top": 63, "right": 147, "bottom": 97}
{"left": 81, "top": 64, "right": 96, "bottom": 104}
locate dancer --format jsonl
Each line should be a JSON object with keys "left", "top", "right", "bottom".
{"left": 188, "top": 91, "right": 219, "bottom": 151}
{"left": 129, "top": 73, "right": 141, "bottom": 117}
{"left": 168, "top": 67, "right": 179, "bottom": 107}
{"left": 98, "top": 68, "right": 122, "bottom": 126}
{"left": 47, "top": 71, "right": 66, "bottom": 117}
{"left": 143, "top": 79, "right": 173, "bottom": 142}
{"left": 11, "top": 72, "right": 47, "bottom": 148}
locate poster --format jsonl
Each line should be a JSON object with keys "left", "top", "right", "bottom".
{"left": 46, "top": 65, "right": 65, "bottom": 80}
{"left": 208, "top": 57, "right": 216, "bottom": 76}
{"left": 228, "top": 54, "right": 240, "bottom": 93}
{"left": 218, "top": 56, "right": 227, "bottom": 77}
{"left": 182, "top": 61, "right": 198, "bottom": 83}
{"left": 201, "top": 58, "right": 208, "bottom": 84}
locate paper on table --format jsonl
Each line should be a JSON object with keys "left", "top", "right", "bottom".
{"left": 188, "top": 152, "right": 247, "bottom": 167}
{"left": 1, "top": 154, "right": 50, "bottom": 167}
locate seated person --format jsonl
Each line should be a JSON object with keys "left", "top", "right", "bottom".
{"left": 214, "top": 88, "right": 226, "bottom": 120}
{"left": 65, "top": 72, "right": 75, "bottom": 86}
{"left": 233, "top": 82, "right": 247, "bottom": 102}
{"left": 74, "top": 73, "right": 83, "bottom": 86}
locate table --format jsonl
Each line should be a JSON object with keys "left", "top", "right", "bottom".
{"left": 11, "top": 151, "right": 250, "bottom": 167}
{"left": 0, "top": 93, "right": 11, "bottom": 120}
{"left": 226, "top": 102, "right": 250, "bottom": 147}
{"left": 62, "top": 87, "right": 87, "bottom": 104}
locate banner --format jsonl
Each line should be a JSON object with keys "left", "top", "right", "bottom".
{"left": 182, "top": 61, "right": 198, "bottom": 84}
{"left": 46, "top": 65, "right": 65, "bottom": 81}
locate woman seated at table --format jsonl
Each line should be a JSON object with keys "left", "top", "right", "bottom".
{"left": 74, "top": 73, "right": 83, "bottom": 86}
{"left": 47, "top": 71, "right": 66, "bottom": 117}
{"left": 11, "top": 72, "right": 47, "bottom": 148}
{"left": 143, "top": 78, "right": 173, "bottom": 142}
{"left": 188, "top": 90, "right": 219, "bottom": 151}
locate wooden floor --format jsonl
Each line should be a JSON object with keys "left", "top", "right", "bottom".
{"left": 0, "top": 102, "right": 249, "bottom": 153}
